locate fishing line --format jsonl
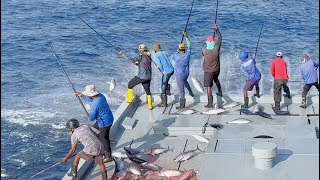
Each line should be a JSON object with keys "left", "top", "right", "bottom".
{"left": 39, "top": 26, "right": 89, "bottom": 117}
{"left": 27, "top": 154, "right": 76, "bottom": 179}
{"left": 254, "top": 24, "right": 264, "bottom": 58}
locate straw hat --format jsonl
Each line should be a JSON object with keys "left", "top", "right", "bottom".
{"left": 82, "top": 85, "right": 99, "bottom": 97}
{"left": 178, "top": 43, "right": 185, "bottom": 50}
{"left": 152, "top": 43, "right": 161, "bottom": 52}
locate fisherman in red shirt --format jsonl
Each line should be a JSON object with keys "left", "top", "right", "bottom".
{"left": 270, "top": 52, "right": 291, "bottom": 110}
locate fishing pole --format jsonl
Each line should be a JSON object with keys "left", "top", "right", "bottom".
{"left": 28, "top": 154, "right": 76, "bottom": 179}
{"left": 78, "top": 16, "right": 164, "bottom": 74}
{"left": 180, "top": 0, "right": 195, "bottom": 43}
{"left": 213, "top": 0, "right": 219, "bottom": 38}
{"left": 39, "top": 26, "right": 89, "bottom": 117}
{"left": 254, "top": 24, "right": 264, "bottom": 58}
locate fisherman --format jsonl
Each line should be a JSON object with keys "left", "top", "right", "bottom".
{"left": 119, "top": 44, "right": 153, "bottom": 110}
{"left": 270, "top": 52, "right": 291, "bottom": 110}
{"left": 171, "top": 31, "right": 193, "bottom": 109}
{"left": 299, "top": 53, "right": 319, "bottom": 108}
{"left": 239, "top": 50, "right": 261, "bottom": 108}
{"left": 62, "top": 119, "right": 108, "bottom": 180}
{"left": 202, "top": 23, "right": 223, "bottom": 108}
{"left": 151, "top": 43, "right": 174, "bottom": 107}
{"left": 75, "top": 85, "right": 113, "bottom": 163}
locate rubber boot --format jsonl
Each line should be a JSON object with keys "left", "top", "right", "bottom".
{"left": 300, "top": 96, "right": 307, "bottom": 108}
{"left": 176, "top": 98, "right": 186, "bottom": 110}
{"left": 204, "top": 95, "right": 213, "bottom": 108}
{"left": 185, "top": 82, "right": 194, "bottom": 97}
{"left": 102, "top": 172, "right": 107, "bottom": 180}
{"left": 274, "top": 102, "right": 281, "bottom": 110}
{"left": 242, "top": 97, "right": 249, "bottom": 108}
{"left": 125, "top": 89, "right": 134, "bottom": 103}
{"left": 103, "top": 151, "right": 112, "bottom": 163}
{"left": 216, "top": 90, "right": 223, "bottom": 97}
{"left": 67, "top": 166, "right": 77, "bottom": 178}
{"left": 166, "top": 84, "right": 171, "bottom": 95}
{"left": 254, "top": 87, "right": 260, "bottom": 98}
{"left": 147, "top": 95, "right": 153, "bottom": 110}
{"left": 159, "top": 94, "right": 168, "bottom": 107}
{"left": 283, "top": 93, "right": 291, "bottom": 99}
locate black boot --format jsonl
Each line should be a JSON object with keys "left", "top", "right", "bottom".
{"left": 283, "top": 93, "right": 291, "bottom": 99}
{"left": 176, "top": 98, "right": 186, "bottom": 110}
{"left": 300, "top": 96, "right": 307, "bottom": 108}
{"left": 216, "top": 90, "right": 223, "bottom": 97}
{"left": 242, "top": 97, "right": 249, "bottom": 108}
{"left": 67, "top": 166, "right": 77, "bottom": 178}
{"left": 254, "top": 87, "right": 260, "bottom": 98}
{"left": 102, "top": 172, "right": 107, "bottom": 180}
{"left": 103, "top": 151, "right": 112, "bottom": 163}
{"left": 166, "top": 84, "right": 171, "bottom": 95}
{"left": 274, "top": 102, "right": 280, "bottom": 110}
{"left": 204, "top": 95, "right": 213, "bottom": 108}
{"left": 159, "top": 94, "right": 168, "bottom": 107}
{"left": 185, "top": 82, "right": 194, "bottom": 97}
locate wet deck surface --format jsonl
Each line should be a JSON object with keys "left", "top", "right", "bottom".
{"left": 62, "top": 94, "right": 319, "bottom": 180}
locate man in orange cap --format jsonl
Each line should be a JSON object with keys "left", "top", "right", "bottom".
{"left": 202, "top": 23, "right": 223, "bottom": 108}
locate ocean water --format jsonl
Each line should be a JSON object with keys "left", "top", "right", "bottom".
{"left": 1, "top": 0, "right": 319, "bottom": 179}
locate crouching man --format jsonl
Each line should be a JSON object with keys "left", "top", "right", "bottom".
{"left": 61, "top": 119, "right": 107, "bottom": 180}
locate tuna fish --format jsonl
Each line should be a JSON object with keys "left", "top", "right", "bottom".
{"left": 144, "top": 146, "right": 173, "bottom": 156}
{"left": 179, "top": 109, "right": 198, "bottom": 115}
{"left": 113, "top": 157, "right": 125, "bottom": 172}
{"left": 174, "top": 145, "right": 202, "bottom": 162}
{"left": 128, "top": 164, "right": 141, "bottom": 176}
{"left": 238, "top": 108, "right": 253, "bottom": 115}
{"left": 127, "top": 154, "right": 147, "bottom": 164}
{"left": 191, "top": 135, "right": 209, "bottom": 143}
{"left": 253, "top": 111, "right": 272, "bottom": 119}
{"left": 226, "top": 118, "right": 252, "bottom": 124}
{"left": 112, "top": 151, "right": 128, "bottom": 159}
{"left": 141, "top": 162, "right": 161, "bottom": 171}
{"left": 210, "top": 123, "right": 224, "bottom": 130}
{"left": 223, "top": 101, "right": 241, "bottom": 109}
{"left": 201, "top": 108, "right": 225, "bottom": 115}
{"left": 179, "top": 169, "right": 195, "bottom": 180}
{"left": 108, "top": 78, "right": 116, "bottom": 93}
{"left": 124, "top": 146, "right": 143, "bottom": 156}
{"left": 159, "top": 170, "right": 182, "bottom": 177}
{"left": 191, "top": 77, "right": 204, "bottom": 93}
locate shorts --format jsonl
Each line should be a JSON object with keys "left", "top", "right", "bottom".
{"left": 77, "top": 150, "right": 104, "bottom": 164}
{"left": 204, "top": 71, "right": 220, "bottom": 87}
{"left": 243, "top": 79, "right": 260, "bottom": 91}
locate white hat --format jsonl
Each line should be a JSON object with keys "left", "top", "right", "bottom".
{"left": 276, "top": 52, "right": 283, "bottom": 57}
{"left": 82, "top": 85, "right": 99, "bottom": 97}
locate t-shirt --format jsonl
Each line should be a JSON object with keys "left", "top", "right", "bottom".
{"left": 202, "top": 30, "right": 222, "bottom": 73}
{"left": 71, "top": 125, "right": 103, "bottom": 156}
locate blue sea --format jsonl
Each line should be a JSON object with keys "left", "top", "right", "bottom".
{"left": 1, "top": 0, "right": 319, "bottom": 179}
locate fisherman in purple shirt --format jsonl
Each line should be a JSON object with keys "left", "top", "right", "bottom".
{"left": 239, "top": 50, "right": 261, "bottom": 108}
{"left": 299, "top": 53, "right": 319, "bottom": 108}
{"left": 76, "top": 85, "right": 114, "bottom": 163}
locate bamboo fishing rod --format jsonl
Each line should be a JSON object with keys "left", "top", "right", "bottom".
{"left": 213, "top": 0, "right": 219, "bottom": 38}
{"left": 77, "top": 16, "right": 164, "bottom": 74}
{"left": 39, "top": 26, "right": 89, "bottom": 117}
{"left": 180, "top": 0, "right": 195, "bottom": 43}
{"left": 254, "top": 24, "right": 264, "bottom": 58}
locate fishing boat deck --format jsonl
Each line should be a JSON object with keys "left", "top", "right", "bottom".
{"left": 62, "top": 94, "right": 319, "bottom": 180}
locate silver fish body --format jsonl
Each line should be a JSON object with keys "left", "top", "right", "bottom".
{"left": 145, "top": 146, "right": 171, "bottom": 156}
{"left": 202, "top": 108, "right": 225, "bottom": 115}
{"left": 191, "top": 77, "right": 204, "bottom": 93}
{"left": 226, "top": 118, "right": 252, "bottom": 124}
{"left": 128, "top": 164, "right": 141, "bottom": 176}
{"left": 223, "top": 101, "right": 240, "bottom": 109}
{"left": 112, "top": 151, "right": 128, "bottom": 159}
{"left": 141, "top": 162, "right": 161, "bottom": 171}
{"left": 179, "top": 109, "right": 197, "bottom": 115}
{"left": 124, "top": 146, "right": 142, "bottom": 155}
{"left": 108, "top": 78, "right": 116, "bottom": 93}
{"left": 159, "top": 170, "right": 182, "bottom": 177}
{"left": 174, "top": 146, "right": 201, "bottom": 162}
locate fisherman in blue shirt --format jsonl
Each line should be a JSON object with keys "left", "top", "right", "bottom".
{"left": 171, "top": 31, "right": 194, "bottom": 109}
{"left": 239, "top": 50, "right": 261, "bottom": 108}
{"left": 76, "top": 85, "right": 114, "bottom": 163}
{"left": 299, "top": 53, "right": 319, "bottom": 108}
{"left": 152, "top": 43, "right": 174, "bottom": 107}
